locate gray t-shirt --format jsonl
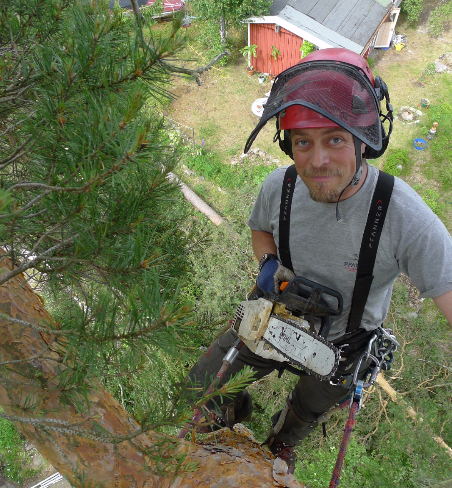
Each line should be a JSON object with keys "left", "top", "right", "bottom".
{"left": 248, "top": 164, "right": 452, "bottom": 340}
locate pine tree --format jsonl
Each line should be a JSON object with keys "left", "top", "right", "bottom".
{"left": 0, "top": 1, "right": 274, "bottom": 486}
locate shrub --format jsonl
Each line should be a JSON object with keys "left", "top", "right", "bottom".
{"left": 300, "top": 41, "right": 316, "bottom": 59}
{"left": 383, "top": 148, "right": 411, "bottom": 177}
{"left": 429, "top": 0, "right": 452, "bottom": 36}
{"left": 401, "top": 0, "right": 425, "bottom": 25}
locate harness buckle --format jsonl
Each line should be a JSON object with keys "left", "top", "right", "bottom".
{"left": 352, "top": 379, "right": 364, "bottom": 414}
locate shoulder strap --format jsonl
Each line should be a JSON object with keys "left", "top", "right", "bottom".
{"left": 278, "top": 165, "right": 298, "bottom": 272}
{"left": 346, "top": 171, "right": 394, "bottom": 333}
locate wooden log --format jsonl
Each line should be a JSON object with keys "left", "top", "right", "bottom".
{"left": 376, "top": 373, "right": 452, "bottom": 459}
{"left": 167, "top": 172, "right": 224, "bottom": 226}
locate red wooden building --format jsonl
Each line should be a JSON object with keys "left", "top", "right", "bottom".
{"left": 245, "top": 0, "right": 402, "bottom": 77}
{"left": 249, "top": 23, "right": 303, "bottom": 76}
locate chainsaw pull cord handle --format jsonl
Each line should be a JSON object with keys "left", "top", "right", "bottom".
{"left": 178, "top": 339, "right": 244, "bottom": 439}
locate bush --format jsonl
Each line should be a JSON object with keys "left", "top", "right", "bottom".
{"left": 300, "top": 41, "right": 316, "bottom": 59}
{"left": 401, "top": 0, "right": 425, "bottom": 25}
{"left": 429, "top": 0, "right": 452, "bottom": 36}
{"left": 0, "top": 417, "right": 38, "bottom": 483}
{"left": 383, "top": 148, "right": 411, "bottom": 177}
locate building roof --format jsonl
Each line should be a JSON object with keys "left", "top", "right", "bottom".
{"left": 249, "top": 0, "right": 400, "bottom": 53}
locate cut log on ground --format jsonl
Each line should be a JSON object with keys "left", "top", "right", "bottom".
{"left": 376, "top": 373, "right": 452, "bottom": 459}
{"left": 167, "top": 172, "right": 224, "bottom": 226}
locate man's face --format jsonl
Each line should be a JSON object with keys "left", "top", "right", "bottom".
{"left": 290, "top": 127, "right": 358, "bottom": 203}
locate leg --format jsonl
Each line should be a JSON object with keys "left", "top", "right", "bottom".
{"left": 269, "top": 355, "right": 373, "bottom": 446}
{"left": 187, "top": 328, "right": 279, "bottom": 424}
{"left": 270, "top": 375, "right": 351, "bottom": 446}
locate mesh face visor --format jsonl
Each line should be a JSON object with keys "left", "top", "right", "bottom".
{"left": 244, "top": 61, "right": 382, "bottom": 153}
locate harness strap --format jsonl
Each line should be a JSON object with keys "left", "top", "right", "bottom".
{"left": 347, "top": 171, "right": 394, "bottom": 332}
{"left": 278, "top": 164, "right": 298, "bottom": 272}
{"left": 278, "top": 167, "right": 394, "bottom": 333}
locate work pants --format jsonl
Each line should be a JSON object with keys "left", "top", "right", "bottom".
{"left": 187, "top": 328, "right": 370, "bottom": 446}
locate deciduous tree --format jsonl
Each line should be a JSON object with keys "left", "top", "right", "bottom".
{"left": 191, "top": 0, "right": 271, "bottom": 46}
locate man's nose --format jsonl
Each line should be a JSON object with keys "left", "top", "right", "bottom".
{"left": 310, "top": 144, "right": 330, "bottom": 168}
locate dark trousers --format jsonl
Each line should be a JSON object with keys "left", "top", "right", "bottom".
{"left": 187, "top": 328, "right": 365, "bottom": 446}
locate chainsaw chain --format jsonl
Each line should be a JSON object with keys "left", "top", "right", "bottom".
{"left": 263, "top": 314, "right": 341, "bottom": 381}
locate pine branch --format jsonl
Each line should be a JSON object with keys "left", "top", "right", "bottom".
{"left": 0, "top": 235, "right": 78, "bottom": 286}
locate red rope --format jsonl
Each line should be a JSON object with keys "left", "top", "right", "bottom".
{"left": 329, "top": 400, "right": 360, "bottom": 488}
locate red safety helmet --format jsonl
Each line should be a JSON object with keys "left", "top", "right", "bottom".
{"left": 245, "top": 48, "right": 392, "bottom": 161}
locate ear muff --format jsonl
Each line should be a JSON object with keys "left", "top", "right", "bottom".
{"left": 274, "top": 118, "right": 294, "bottom": 160}
{"left": 363, "top": 75, "right": 393, "bottom": 160}
{"left": 363, "top": 124, "right": 389, "bottom": 159}
{"left": 280, "top": 130, "right": 293, "bottom": 160}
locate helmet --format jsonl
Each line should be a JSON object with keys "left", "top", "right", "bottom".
{"left": 244, "top": 48, "right": 393, "bottom": 166}
{"left": 279, "top": 105, "right": 340, "bottom": 130}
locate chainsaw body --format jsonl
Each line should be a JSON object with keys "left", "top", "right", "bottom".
{"left": 231, "top": 277, "right": 343, "bottom": 381}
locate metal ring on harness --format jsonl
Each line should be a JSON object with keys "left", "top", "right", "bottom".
{"left": 352, "top": 352, "right": 380, "bottom": 388}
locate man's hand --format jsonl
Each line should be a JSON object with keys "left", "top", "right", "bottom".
{"left": 257, "top": 259, "right": 295, "bottom": 295}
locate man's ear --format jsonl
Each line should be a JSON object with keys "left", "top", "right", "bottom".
{"left": 361, "top": 143, "right": 366, "bottom": 157}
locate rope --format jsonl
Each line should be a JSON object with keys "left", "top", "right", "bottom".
{"left": 329, "top": 400, "right": 360, "bottom": 488}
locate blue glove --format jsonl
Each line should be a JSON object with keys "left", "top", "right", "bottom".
{"left": 257, "top": 259, "right": 295, "bottom": 295}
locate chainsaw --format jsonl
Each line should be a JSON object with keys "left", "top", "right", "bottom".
{"left": 231, "top": 277, "right": 343, "bottom": 381}
{"left": 178, "top": 276, "right": 344, "bottom": 438}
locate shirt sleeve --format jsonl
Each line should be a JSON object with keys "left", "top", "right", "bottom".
{"left": 400, "top": 217, "right": 452, "bottom": 298}
{"left": 248, "top": 179, "right": 273, "bottom": 233}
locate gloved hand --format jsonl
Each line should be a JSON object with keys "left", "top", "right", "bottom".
{"left": 257, "top": 259, "right": 295, "bottom": 295}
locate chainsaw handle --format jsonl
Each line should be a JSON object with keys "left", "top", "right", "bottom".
{"left": 267, "top": 276, "right": 344, "bottom": 317}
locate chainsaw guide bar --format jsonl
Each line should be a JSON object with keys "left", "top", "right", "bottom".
{"left": 263, "top": 315, "right": 340, "bottom": 380}
{"left": 231, "top": 297, "right": 340, "bottom": 381}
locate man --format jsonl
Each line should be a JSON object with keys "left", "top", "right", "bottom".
{"left": 187, "top": 48, "right": 452, "bottom": 474}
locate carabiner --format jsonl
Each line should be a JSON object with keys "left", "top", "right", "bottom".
{"left": 353, "top": 352, "right": 380, "bottom": 387}
{"left": 365, "top": 333, "right": 378, "bottom": 360}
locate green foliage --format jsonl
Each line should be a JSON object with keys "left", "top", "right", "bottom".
{"left": 191, "top": 0, "right": 271, "bottom": 44}
{"left": 422, "top": 95, "right": 452, "bottom": 188}
{"left": 383, "top": 148, "right": 411, "bottom": 176}
{"left": 185, "top": 148, "right": 277, "bottom": 190}
{"left": 300, "top": 41, "right": 316, "bottom": 59}
{"left": 401, "top": 0, "right": 425, "bottom": 25}
{"left": 367, "top": 57, "right": 375, "bottom": 69}
{"left": 0, "top": 416, "right": 38, "bottom": 483}
{"left": 418, "top": 188, "right": 444, "bottom": 215}
{"left": 240, "top": 44, "right": 258, "bottom": 59}
{"left": 270, "top": 45, "right": 281, "bottom": 60}
{"left": 429, "top": 0, "right": 452, "bottom": 36}
{"left": 423, "top": 61, "right": 437, "bottom": 76}
{"left": 0, "top": 0, "right": 212, "bottom": 482}
{"left": 197, "top": 21, "right": 229, "bottom": 65}
{"left": 240, "top": 44, "right": 258, "bottom": 68}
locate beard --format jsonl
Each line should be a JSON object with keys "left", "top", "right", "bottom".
{"left": 302, "top": 168, "right": 347, "bottom": 203}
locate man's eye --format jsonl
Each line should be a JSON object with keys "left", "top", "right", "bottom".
{"left": 331, "top": 137, "right": 343, "bottom": 145}
{"left": 295, "top": 139, "right": 309, "bottom": 147}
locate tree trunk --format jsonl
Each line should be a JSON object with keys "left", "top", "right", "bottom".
{"left": 0, "top": 258, "right": 304, "bottom": 488}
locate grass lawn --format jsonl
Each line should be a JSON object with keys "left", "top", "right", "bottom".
{"left": 161, "top": 6, "right": 452, "bottom": 488}
{"left": 164, "top": 11, "right": 452, "bottom": 231}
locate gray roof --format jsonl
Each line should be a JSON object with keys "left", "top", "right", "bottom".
{"left": 269, "top": 0, "right": 391, "bottom": 48}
